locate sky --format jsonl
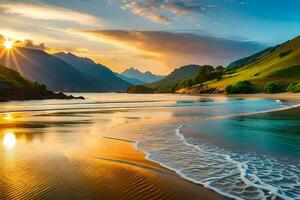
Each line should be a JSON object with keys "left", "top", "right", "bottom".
{"left": 0, "top": 0, "right": 300, "bottom": 74}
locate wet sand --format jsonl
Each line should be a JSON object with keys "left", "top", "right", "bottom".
{"left": 227, "top": 93, "right": 300, "bottom": 102}
{"left": 0, "top": 133, "right": 227, "bottom": 200}
{"left": 193, "top": 92, "right": 300, "bottom": 102}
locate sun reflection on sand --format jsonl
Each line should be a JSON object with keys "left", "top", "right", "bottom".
{"left": 3, "top": 113, "right": 14, "bottom": 121}
{"left": 3, "top": 131, "right": 16, "bottom": 150}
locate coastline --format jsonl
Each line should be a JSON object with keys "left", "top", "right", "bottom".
{"left": 68, "top": 136, "right": 228, "bottom": 200}
{"left": 186, "top": 92, "right": 300, "bottom": 102}
{"left": 95, "top": 137, "right": 228, "bottom": 200}
{"left": 227, "top": 92, "right": 300, "bottom": 102}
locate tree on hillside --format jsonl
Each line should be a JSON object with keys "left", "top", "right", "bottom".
{"left": 215, "top": 66, "right": 225, "bottom": 74}
{"left": 194, "top": 65, "right": 215, "bottom": 84}
{"left": 215, "top": 65, "right": 225, "bottom": 80}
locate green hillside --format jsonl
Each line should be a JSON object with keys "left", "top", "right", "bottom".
{"left": 0, "top": 65, "right": 81, "bottom": 101}
{"left": 149, "top": 65, "right": 202, "bottom": 88}
{"left": 0, "top": 65, "right": 34, "bottom": 89}
{"left": 208, "top": 36, "right": 300, "bottom": 91}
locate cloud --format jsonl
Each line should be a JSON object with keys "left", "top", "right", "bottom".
{"left": 74, "top": 29, "right": 264, "bottom": 69}
{"left": 0, "top": 34, "right": 88, "bottom": 55}
{"left": 122, "top": 0, "right": 206, "bottom": 24}
{"left": 15, "top": 39, "right": 48, "bottom": 50}
{"left": 0, "top": 3, "right": 103, "bottom": 26}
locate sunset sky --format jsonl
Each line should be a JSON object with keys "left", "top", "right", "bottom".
{"left": 1, "top": 0, "right": 300, "bottom": 74}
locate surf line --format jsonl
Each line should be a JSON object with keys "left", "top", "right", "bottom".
{"left": 174, "top": 125, "right": 288, "bottom": 200}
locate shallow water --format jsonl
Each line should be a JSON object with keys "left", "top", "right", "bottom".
{"left": 0, "top": 93, "right": 299, "bottom": 200}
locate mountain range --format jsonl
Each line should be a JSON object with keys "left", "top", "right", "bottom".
{"left": 0, "top": 48, "right": 131, "bottom": 92}
{"left": 53, "top": 52, "right": 132, "bottom": 92}
{"left": 127, "top": 64, "right": 203, "bottom": 93}
{"left": 121, "top": 67, "right": 164, "bottom": 83}
{"left": 2, "top": 35, "right": 300, "bottom": 95}
{"left": 115, "top": 73, "right": 146, "bottom": 85}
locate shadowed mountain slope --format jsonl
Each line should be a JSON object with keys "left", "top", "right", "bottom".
{"left": 53, "top": 52, "right": 132, "bottom": 92}
{"left": 0, "top": 47, "right": 96, "bottom": 92}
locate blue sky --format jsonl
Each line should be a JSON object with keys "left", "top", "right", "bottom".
{"left": 0, "top": 0, "right": 299, "bottom": 74}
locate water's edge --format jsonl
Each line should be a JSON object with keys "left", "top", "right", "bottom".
{"left": 133, "top": 103, "right": 300, "bottom": 200}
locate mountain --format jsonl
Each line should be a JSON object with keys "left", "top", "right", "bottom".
{"left": 149, "top": 65, "right": 202, "bottom": 88}
{"left": 0, "top": 47, "right": 96, "bottom": 92}
{"left": 127, "top": 64, "right": 203, "bottom": 93}
{"left": 121, "top": 67, "right": 164, "bottom": 83}
{"left": 208, "top": 36, "right": 300, "bottom": 91}
{"left": 0, "top": 64, "right": 82, "bottom": 101}
{"left": 53, "top": 52, "right": 132, "bottom": 92}
{"left": 115, "top": 73, "right": 145, "bottom": 85}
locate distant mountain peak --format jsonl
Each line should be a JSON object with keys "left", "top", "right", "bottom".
{"left": 121, "top": 67, "right": 164, "bottom": 83}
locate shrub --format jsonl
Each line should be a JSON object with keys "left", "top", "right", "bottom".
{"left": 287, "top": 81, "right": 300, "bottom": 93}
{"left": 264, "top": 82, "right": 282, "bottom": 93}
{"left": 226, "top": 81, "right": 255, "bottom": 94}
{"left": 278, "top": 50, "right": 292, "bottom": 58}
{"left": 127, "top": 85, "right": 154, "bottom": 94}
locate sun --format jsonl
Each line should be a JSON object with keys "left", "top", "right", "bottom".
{"left": 4, "top": 40, "right": 13, "bottom": 49}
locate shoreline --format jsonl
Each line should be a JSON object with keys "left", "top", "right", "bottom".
{"left": 83, "top": 137, "right": 228, "bottom": 200}
{"left": 227, "top": 92, "right": 300, "bottom": 102}
{"left": 185, "top": 92, "right": 300, "bottom": 102}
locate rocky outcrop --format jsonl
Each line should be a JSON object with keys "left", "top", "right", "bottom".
{"left": 176, "top": 84, "right": 224, "bottom": 94}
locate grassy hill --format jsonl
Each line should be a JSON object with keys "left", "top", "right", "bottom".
{"left": 207, "top": 36, "right": 300, "bottom": 91}
{"left": 0, "top": 65, "right": 81, "bottom": 101}
{"left": 149, "top": 65, "right": 202, "bottom": 87}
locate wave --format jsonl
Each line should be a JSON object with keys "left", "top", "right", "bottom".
{"left": 134, "top": 124, "right": 299, "bottom": 200}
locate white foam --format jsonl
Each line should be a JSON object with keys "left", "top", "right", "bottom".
{"left": 133, "top": 124, "right": 299, "bottom": 200}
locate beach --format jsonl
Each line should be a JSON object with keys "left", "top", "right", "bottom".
{"left": 0, "top": 93, "right": 299, "bottom": 199}
{"left": 0, "top": 94, "right": 232, "bottom": 200}
{"left": 0, "top": 126, "right": 226, "bottom": 200}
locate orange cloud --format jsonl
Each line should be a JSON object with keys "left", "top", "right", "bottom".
{"left": 74, "top": 29, "right": 264, "bottom": 71}
{"left": 15, "top": 40, "right": 48, "bottom": 50}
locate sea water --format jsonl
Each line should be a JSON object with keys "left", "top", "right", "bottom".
{"left": 0, "top": 93, "right": 299, "bottom": 200}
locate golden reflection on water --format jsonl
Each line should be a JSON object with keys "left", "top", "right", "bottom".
{"left": 2, "top": 131, "right": 16, "bottom": 150}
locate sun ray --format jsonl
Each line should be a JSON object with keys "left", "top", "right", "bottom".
{"left": 0, "top": 48, "right": 7, "bottom": 60}
{"left": 5, "top": 49, "right": 11, "bottom": 68}
{"left": 14, "top": 48, "right": 39, "bottom": 67}
{"left": 10, "top": 50, "right": 24, "bottom": 75}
